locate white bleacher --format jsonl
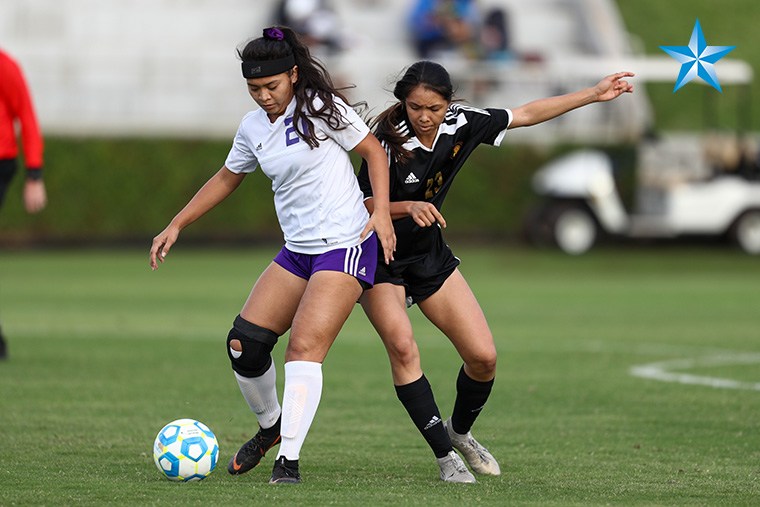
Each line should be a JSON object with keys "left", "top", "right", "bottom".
{"left": 1, "top": 0, "right": 653, "bottom": 142}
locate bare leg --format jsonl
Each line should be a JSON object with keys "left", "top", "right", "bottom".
{"left": 278, "top": 271, "right": 363, "bottom": 462}
{"left": 419, "top": 269, "right": 501, "bottom": 475}
{"left": 360, "top": 283, "right": 456, "bottom": 463}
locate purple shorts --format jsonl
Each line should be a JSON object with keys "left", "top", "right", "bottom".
{"left": 273, "top": 233, "right": 378, "bottom": 289}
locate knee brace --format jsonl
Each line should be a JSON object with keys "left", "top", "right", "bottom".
{"left": 226, "top": 315, "right": 279, "bottom": 377}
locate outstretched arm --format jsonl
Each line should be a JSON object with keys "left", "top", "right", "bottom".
{"left": 509, "top": 72, "right": 634, "bottom": 129}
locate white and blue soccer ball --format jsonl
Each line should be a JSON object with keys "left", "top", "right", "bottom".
{"left": 153, "top": 418, "right": 219, "bottom": 482}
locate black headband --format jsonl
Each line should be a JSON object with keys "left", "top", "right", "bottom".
{"left": 241, "top": 55, "right": 296, "bottom": 79}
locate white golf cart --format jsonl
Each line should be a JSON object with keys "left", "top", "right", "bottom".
{"left": 524, "top": 59, "right": 760, "bottom": 254}
{"left": 526, "top": 140, "right": 760, "bottom": 254}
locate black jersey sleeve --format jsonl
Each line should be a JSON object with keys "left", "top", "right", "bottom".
{"left": 467, "top": 108, "right": 510, "bottom": 147}
{"left": 450, "top": 105, "right": 511, "bottom": 147}
{"left": 482, "top": 108, "right": 511, "bottom": 145}
{"left": 357, "top": 158, "right": 373, "bottom": 199}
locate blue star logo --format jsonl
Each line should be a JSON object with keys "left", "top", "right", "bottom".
{"left": 660, "top": 19, "right": 735, "bottom": 92}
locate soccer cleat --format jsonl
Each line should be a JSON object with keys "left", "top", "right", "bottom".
{"left": 445, "top": 418, "right": 501, "bottom": 476}
{"left": 227, "top": 428, "right": 281, "bottom": 475}
{"left": 436, "top": 450, "right": 476, "bottom": 483}
{"left": 269, "top": 456, "right": 301, "bottom": 484}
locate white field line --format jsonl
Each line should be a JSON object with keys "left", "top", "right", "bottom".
{"left": 629, "top": 354, "right": 760, "bottom": 391}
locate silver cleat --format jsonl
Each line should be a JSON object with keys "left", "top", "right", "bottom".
{"left": 445, "top": 418, "right": 501, "bottom": 476}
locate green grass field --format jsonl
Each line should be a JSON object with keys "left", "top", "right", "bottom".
{"left": 1, "top": 246, "right": 759, "bottom": 506}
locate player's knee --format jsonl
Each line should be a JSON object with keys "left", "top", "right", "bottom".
{"left": 468, "top": 352, "right": 497, "bottom": 378}
{"left": 465, "top": 341, "right": 497, "bottom": 378}
{"left": 226, "top": 315, "right": 279, "bottom": 378}
{"left": 384, "top": 332, "right": 420, "bottom": 369}
{"left": 482, "top": 353, "right": 498, "bottom": 376}
{"left": 283, "top": 336, "right": 320, "bottom": 361}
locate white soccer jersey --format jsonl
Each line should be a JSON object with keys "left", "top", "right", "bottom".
{"left": 225, "top": 93, "right": 371, "bottom": 254}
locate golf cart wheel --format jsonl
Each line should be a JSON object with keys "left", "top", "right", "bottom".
{"left": 550, "top": 203, "right": 598, "bottom": 255}
{"left": 732, "top": 209, "right": 760, "bottom": 254}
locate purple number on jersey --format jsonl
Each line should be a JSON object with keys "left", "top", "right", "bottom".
{"left": 284, "top": 116, "right": 299, "bottom": 146}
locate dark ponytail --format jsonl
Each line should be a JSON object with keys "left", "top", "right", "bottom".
{"left": 238, "top": 26, "right": 362, "bottom": 148}
{"left": 372, "top": 61, "right": 455, "bottom": 164}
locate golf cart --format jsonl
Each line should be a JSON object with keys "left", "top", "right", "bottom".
{"left": 524, "top": 58, "right": 760, "bottom": 254}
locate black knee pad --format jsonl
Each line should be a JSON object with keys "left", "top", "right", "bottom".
{"left": 226, "top": 315, "right": 279, "bottom": 377}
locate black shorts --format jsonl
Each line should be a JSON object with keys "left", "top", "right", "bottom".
{"left": 374, "top": 223, "right": 460, "bottom": 305}
{"left": 0, "top": 158, "right": 18, "bottom": 210}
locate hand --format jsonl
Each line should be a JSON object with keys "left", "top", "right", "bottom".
{"left": 408, "top": 201, "right": 446, "bottom": 229}
{"left": 23, "top": 179, "right": 47, "bottom": 213}
{"left": 361, "top": 211, "right": 396, "bottom": 264}
{"left": 594, "top": 72, "right": 635, "bottom": 102}
{"left": 149, "top": 224, "right": 180, "bottom": 270}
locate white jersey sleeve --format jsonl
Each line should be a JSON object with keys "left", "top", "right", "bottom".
{"left": 225, "top": 111, "right": 259, "bottom": 174}
{"left": 314, "top": 96, "right": 370, "bottom": 152}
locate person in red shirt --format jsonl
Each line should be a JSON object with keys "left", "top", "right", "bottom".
{"left": 0, "top": 48, "right": 47, "bottom": 359}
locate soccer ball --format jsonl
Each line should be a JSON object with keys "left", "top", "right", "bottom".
{"left": 153, "top": 418, "right": 219, "bottom": 482}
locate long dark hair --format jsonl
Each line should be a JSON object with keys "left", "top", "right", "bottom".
{"left": 238, "top": 26, "right": 360, "bottom": 148}
{"left": 372, "top": 61, "right": 454, "bottom": 164}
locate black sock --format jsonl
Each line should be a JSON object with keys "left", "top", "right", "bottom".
{"left": 260, "top": 415, "right": 281, "bottom": 438}
{"left": 395, "top": 375, "right": 452, "bottom": 459}
{"left": 451, "top": 365, "right": 494, "bottom": 435}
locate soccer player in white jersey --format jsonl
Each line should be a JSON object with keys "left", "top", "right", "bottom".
{"left": 358, "top": 61, "right": 633, "bottom": 482}
{"left": 150, "top": 26, "right": 395, "bottom": 484}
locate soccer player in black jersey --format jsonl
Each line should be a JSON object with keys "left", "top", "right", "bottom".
{"left": 358, "top": 61, "right": 633, "bottom": 482}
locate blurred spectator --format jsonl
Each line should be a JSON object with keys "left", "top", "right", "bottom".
{"left": 0, "top": 48, "right": 47, "bottom": 360}
{"left": 408, "top": 0, "right": 481, "bottom": 60}
{"left": 480, "top": 7, "right": 513, "bottom": 61}
{"left": 273, "top": 0, "right": 345, "bottom": 57}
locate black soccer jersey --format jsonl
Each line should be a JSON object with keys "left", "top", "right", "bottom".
{"left": 358, "top": 103, "right": 511, "bottom": 257}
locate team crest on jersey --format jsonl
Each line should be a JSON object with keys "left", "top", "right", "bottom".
{"left": 450, "top": 142, "right": 463, "bottom": 159}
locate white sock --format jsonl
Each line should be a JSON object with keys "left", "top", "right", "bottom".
{"left": 278, "top": 361, "right": 323, "bottom": 460}
{"left": 234, "top": 361, "right": 281, "bottom": 429}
